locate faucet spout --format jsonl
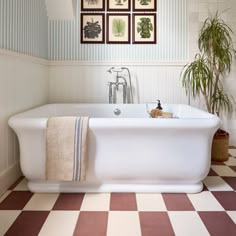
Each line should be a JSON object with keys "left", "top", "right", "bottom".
{"left": 107, "top": 67, "right": 133, "bottom": 104}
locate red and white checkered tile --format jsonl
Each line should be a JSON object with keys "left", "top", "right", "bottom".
{"left": 1, "top": 150, "right": 236, "bottom": 236}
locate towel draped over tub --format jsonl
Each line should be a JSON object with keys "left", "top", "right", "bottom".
{"left": 45, "top": 117, "right": 89, "bottom": 181}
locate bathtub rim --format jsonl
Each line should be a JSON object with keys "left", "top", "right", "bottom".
{"left": 8, "top": 103, "right": 219, "bottom": 118}
{"left": 8, "top": 103, "right": 221, "bottom": 132}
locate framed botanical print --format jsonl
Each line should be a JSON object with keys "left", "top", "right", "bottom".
{"left": 107, "top": 14, "right": 130, "bottom": 44}
{"left": 133, "top": 14, "right": 156, "bottom": 44}
{"left": 81, "top": 14, "right": 105, "bottom": 43}
{"left": 133, "top": 0, "right": 157, "bottom": 11}
{"left": 108, "top": 0, "right": 131, "bottom": 11}
{"left": 81, "top": 0, "right": 105, "bottom": 11}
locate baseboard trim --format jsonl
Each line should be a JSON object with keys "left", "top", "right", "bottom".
{"left": 0, "top": 162, "right": 22, "bottom": 196}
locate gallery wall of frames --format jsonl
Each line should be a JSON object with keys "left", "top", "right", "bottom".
{"left": 80, "top": 0, "right": 157, "bottom": 44}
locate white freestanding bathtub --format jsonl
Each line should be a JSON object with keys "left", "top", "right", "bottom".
{"left": 8, "top": 104, "right": 220, "bottom": 193}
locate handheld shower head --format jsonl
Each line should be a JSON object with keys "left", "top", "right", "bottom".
{"left": 121, "top": 67, "right": 130, "bottom": 74}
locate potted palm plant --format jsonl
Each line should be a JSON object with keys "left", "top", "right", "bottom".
{"left": 181, "top": 12, "right": 236, "bottom": 161}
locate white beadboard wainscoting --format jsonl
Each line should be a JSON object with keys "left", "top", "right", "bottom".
{"left": 48, "top": 62, "right": 188, "bottom": 104}
{"left": 0, "top": 50, "right": 49, "bottom": 195}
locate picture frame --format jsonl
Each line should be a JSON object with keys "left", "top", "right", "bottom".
{"left": 133, "top": 14, "right": 156, "bottom": 44}
{"left": 107, "top": 0, "right": 131, "bottom": 11}
{"left": 133, "top": 0, "right": 157, "bottom": 11}
{"left": 107, "top": 14, "right": 130, "bottom": 44}
{"left": 81, "top": 0, "right": 105, "bottom": 11}
{"left": 81, "top": 13, "right": 105, "bottom": 44}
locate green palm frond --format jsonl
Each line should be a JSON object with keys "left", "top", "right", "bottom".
{"left": 181, "top": 12, "right": 236, "bottom": 115}
{"left": 199, "top": 12, "right": 235, "bottom": 74}
{"left": 213, "top": 85, "right": 234, "bottom": 115}
{"left": 181, "top": 54, "right": 210, "bottom": 98}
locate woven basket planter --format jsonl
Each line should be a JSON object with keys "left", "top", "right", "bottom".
{"left": 211, "top": 129, "right": 229, "bottom": 162}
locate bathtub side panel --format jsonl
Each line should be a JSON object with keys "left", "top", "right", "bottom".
{"left": 16, "top": 121, "right": 218, "bottom": 184}
{"left": 18, "top": 130, "right": 46, "bottom": 180}
{"left": 89, "top": 120, "right": 217, "bottom": 184}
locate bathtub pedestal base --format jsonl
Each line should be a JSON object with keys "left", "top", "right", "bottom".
{"left": 28, "top": 181, "right": 203, "bottom": 193}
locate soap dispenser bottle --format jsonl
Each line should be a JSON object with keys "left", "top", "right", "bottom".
{"left": 150, "top": 100, "right": 163, "bottom": 118}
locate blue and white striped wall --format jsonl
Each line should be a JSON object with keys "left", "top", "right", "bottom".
{"left": 0, "top": 0, "right": 188, "bottom": 61}
{"left": 0, "top": 0, "right": 48, "bottom": 59}
{"left": 48, "top": 0, "right": 188, "bottom": 62}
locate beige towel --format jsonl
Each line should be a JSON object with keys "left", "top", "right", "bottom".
{"left": 45, "top": 117, "right": 89, "bottom": 181}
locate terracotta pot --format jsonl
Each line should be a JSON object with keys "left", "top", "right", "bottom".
{"left": 211, "top": 129, "right": 229, "bottom": 162}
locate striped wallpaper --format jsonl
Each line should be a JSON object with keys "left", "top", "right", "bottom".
{"left": 49, "top": 0, "right": 188, "bottom": 62}
{"left": 0, "top": 0, "right": 188, "bottom": 61}
{"left": 0, "top": 0, "right": 48, "bottom": 59}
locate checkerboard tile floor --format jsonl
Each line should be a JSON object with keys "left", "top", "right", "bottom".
{"left": 1, "top": 150, "right": 236, "bottom": 236}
